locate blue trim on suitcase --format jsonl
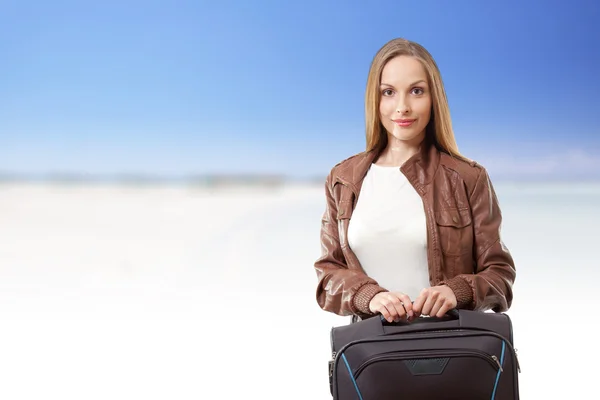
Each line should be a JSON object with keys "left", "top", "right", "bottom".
{"left": 491, "top": 341, "right": 506, "bottom": 399}
{"left": 341, "top": 353, "right": 364, "bottom": 400}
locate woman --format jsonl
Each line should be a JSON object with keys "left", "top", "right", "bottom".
{"left": 314, "top": 38, "right": 516, "bottom": 324}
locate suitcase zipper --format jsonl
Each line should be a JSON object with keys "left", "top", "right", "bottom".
{"left": 491, "top": 355, "right": 504, "bottom": 372}
{"left": 353, "top": 348, "right": 503, "bottom": 378}
{"left": 329, "top": 351, "right": 337, "bottom": 376}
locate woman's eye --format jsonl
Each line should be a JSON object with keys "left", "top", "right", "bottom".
{"left": 382, "top": 89, "right": 394, "bottom": 96}
{"left": 412, "top": 87, "right": 424, "bottom": 95}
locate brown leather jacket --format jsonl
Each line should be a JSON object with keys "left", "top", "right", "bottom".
{"left": 314, "top": 141, "right": 516, "bottom": 319}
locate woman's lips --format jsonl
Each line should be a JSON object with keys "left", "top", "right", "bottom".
{"left": 393, "top": 119, "right": 416, "bottom": 127}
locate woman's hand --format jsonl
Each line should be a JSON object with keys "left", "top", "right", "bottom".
{"left": 369, "top": 292, "right": 414, "bottom": 323}
{"left": 412, "top": 285, "right": 457, "bottom": 318}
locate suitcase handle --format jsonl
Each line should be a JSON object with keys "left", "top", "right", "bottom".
{"left": 379, "top": 308, "right": 460, "bottom": 325}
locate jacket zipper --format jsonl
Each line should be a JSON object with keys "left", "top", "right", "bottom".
{"left": 352, "top": 348, "right": 503, "bottom": 378}
{"left": 332, "top": 177, "right": 370, "bottom": 278}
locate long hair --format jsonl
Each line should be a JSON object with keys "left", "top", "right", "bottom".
{"left": 365, "top": 38, "right": 470, "bottom": 162}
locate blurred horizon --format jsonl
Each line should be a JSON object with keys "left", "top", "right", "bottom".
{"left": 1, "top": 0, "right": 599, "bottom": 182}
{"left": 2, "top": 172, "right": 600, "bottom": 186}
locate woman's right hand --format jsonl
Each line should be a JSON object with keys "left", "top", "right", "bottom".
{"left": 369, "top": 292, "right": 414, "bottom": 322}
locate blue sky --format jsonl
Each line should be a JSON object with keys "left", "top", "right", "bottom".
{"left": 0, "top": 0, "right": 598, "bottom": 180}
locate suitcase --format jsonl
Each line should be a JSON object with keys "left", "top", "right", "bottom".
{"left": 328, "top": 309, "right": 521, "bottom": 399}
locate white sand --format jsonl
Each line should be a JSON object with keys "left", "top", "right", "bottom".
{"left": 0, "top": 182, "right": 597, "bottom": 399}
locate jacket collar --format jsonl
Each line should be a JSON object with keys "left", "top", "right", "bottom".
{"left": 333, "top": 137, "right": 441, "bottom": 197}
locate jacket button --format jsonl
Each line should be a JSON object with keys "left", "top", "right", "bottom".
{"left": 452, "top": 216, "right": 458, "bottom": 223}
{"left": 340, "top": 209, "right": 345, "bottom": 216}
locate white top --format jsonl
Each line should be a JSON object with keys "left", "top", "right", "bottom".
{"left": 347, "top": 163, "right": 430, "bottom": 300}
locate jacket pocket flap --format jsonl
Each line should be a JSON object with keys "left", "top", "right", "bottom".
{"left": 435, "top": 208, "right": 472, "bottom": 228}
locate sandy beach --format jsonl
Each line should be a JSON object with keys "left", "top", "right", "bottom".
{"left": 0, "top": 182, "right": 597, "bottom": 399}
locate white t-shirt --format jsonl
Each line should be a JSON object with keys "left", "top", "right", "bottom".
{"left": 347, "top": 163, "right": 430, "bottom": 300}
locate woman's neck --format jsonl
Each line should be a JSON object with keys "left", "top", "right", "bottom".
{"left": 376, "top": 140, "right": 423, "bottom": 167}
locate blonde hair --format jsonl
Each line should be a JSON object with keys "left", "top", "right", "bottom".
{"left": 365, "top": 38, "right": 469, "bottom": 162}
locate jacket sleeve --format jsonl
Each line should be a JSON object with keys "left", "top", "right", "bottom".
{"left": 314, "top": 172, "right": 388, "bottom": 317}
{"left": 440, "top": 167, "right": 516, "bottom": 312}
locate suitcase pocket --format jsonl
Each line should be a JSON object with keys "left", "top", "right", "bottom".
{"left": 354, "top": 348, "right": 503, "bottom": 378}
{"left": 346, "top": 346, "right": 506, "bottom": 400}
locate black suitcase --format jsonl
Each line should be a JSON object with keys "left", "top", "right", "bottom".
{"left": 328, "top": 309, "right": 521, "bottom": 399}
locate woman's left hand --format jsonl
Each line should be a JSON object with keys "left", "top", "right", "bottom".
{"left": 412, "top": 285, "right": 458, "bottom": 318}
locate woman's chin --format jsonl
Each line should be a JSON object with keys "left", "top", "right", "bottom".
{"left": 388, "top": 127, "right": 426, "bottom": 144}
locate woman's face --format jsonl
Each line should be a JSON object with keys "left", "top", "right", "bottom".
{"left": 379, "top": 55, "right": 432, "bottom": 146}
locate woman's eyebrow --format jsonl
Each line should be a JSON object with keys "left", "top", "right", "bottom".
{"left": 380, "top": 79, "right": 427, "bottom": 88}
